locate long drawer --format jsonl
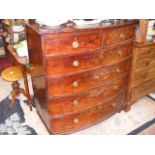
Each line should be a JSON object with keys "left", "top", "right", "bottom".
{"left": 133, "top": 66, "right": 155, "bottom": 87}
{"left": 49, "top": 92, "right": 125, "bottom": 134}
{"left": 47, "top": 58, "right": 131, "bottom": 96}
{"left": 43, "top": 30, "right": 102, "bottom": 55}
{"left": 103, "top": 24, "right": 135, "bottom": 46}
{"left": 134, "top": 46, "right": 155, "bottom": 71}
{"left": 131, "top": 78, "right": 155, "bottom": 102}
{"left": 48, "top": 75, "right": 128, "bottom": 116}
{"left": 45, "top": 43, "right": 133, "bottom": 76}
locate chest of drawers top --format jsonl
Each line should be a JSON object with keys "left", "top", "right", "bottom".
{"left": 26, "top": 20, "right": 138, "bottom": 34}
{"left": 26, "top": 20, "right": 137, "bottom": 56}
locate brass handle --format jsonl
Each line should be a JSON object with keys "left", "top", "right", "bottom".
{"left": 73, "top": 99, "right": 79, "bottom": 106}
{"left": 72, "top": 81, "right": 79, "bottom": 87}
{"left": 120, "top": 30, "right": 125, "bottom": 39}
{"left": 116, "top": 68, "right": 121, "bottom": 73}
{"left": 72, "top": 60, "right": 80, "bottom": 67}
{"left": 112, "top": 102, "right": 117, "bottom": 108}
{"left": 93, "top": 75, "right": 100, "bottom": 80}
{"left": 113, "top": 85, "right": 118, "bottom": 90}
{"left": 73, "top": 118, "right": 79, "bottom": 123}
{"left": 72, "top": 38, "right": 79, "bottom": 48}
{"left": 118, "top": 50, "right": 123, "bottom": 56}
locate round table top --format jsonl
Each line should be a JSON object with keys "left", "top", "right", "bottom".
{"left": 1, "top": 66, "right": 23, "bottom": 82}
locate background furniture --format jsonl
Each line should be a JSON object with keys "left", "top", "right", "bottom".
{"left": 127, "top": 42, "right": 155, "bottom": 107}
{"left": 127, "top": 19, "right": 155, "bottom": 108}
{"left": 1, "top": 66, "right": 27, "bottom": 108}
{"left": 25, "top": 20, "right": 137, "bottom": 134}
{"left": 136, "top": 19, "right": 149, "bottom": 43}
{"left": 0, "top": 19, "right": 26, "bottom": 73}
{"left": 7, "top": 45, "right": 32, "bottom": 111}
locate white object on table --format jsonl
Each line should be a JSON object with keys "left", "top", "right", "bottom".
{"left": 72, "top": 19, "right": 103, "bottom": 26}
{"left": 35, "top": 19, "right": 68, "bottom": 26}
{"left": 13, "top": 40, "right": 29, "bottom": 57}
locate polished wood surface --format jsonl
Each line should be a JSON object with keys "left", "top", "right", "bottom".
{"left": 48, "top": 75, "right": 128, "bottom": 116}
{"left": 127, "top": 42, "right": 155, "bottom": 107}
{"left": 50, "top": 93, "right": 125, "bottom": 134}
{"left": 45, "top": 43, "right": 133, "bottom": 76}
{"left": 47, "top": 58, "right": 131, "bottom": 96}
{"left": 103, "top": 24, "right": 135, "bottom": 46}
{"left": 26, "top": 26, "right": 49, "bottom": 125}
{"left": 25, "top": 20, "right": 137, "bottom": 134}
{"left": 134, "top": 46, "right": 155, "bottom": 71}
{"left": 131, "top": 78, "right": 155, "bottom": 102}
{"left": 133, "top": 66, "right": 155, "bottom": 87}
{"left": 43, "top": 30, "right": 102, "bottom": 55}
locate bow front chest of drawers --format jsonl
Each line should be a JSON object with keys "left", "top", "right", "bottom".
{"left": 25, "top": 20, "right": 137, "bottom": 134}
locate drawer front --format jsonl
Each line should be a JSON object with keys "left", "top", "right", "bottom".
{"left": 43, "top": 31, "right": 102, "bottom": 55}
{"left": 133, "top": 66, "right": 155, "bottom": 87}
{"left": 103, "top": 25, "right": 135, "bottom": 46}
{"left": 45, "top": 43, "right": 133, "bottom": 76}
{"left": 48, "top": 75, "right": 128, "bottom": 116}
{"left": 135, "top": 47, "right": 155, "bottom": 71}
{"left": 47, "top": 59, "right": 131, "bottom": 96}
{"left": 50, "top": 93, "right": 125, "bottom": 134}
{"left": 131, "top": 78, "right": 155, "bottom": 102}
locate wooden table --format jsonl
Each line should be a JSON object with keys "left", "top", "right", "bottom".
{"left": 7, "top": 45, "right": 32, "bottom": 111}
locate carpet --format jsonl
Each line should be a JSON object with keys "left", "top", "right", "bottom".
{"left": 128, "top": 118, "right": 155, "bottom": 135}
{"left": 0, "top": 97, "right": 37, "bottom": 135}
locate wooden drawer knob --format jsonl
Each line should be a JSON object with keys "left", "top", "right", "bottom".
{"left": 113, "top": 85, "right": 118, "bottom": 90}
{"left": 112, "top": 102, "right": 117, "bottom": 108}
{"left": 72, "top": 81, "right": 79, "bottom": 87}
{"left": 118, "top": 50, "right": 123, "bottom": 56}
{"left": 72, "top": 60, "right": 80, "bottom": 67}
{"left": 73, "top": 99, "right": 79, "bottom": 106}
{"left": 72, "top": 38, "right": 79, "bottom": 48}
{"left": 116, "top": 68, "right": 121, "bottom": 73}
{"left": 73, "top": 118, "right": 79, "bottom": 123}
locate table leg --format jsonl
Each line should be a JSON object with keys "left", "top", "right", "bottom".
{"left": 22, "top": 66, "right": 32, "bottom": 111}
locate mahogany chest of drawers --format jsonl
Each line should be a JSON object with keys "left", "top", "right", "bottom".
{"left": 25, "top": 20, "right": 137, "bottom": 134}
{"left": 127, "top": 42, "right": 155, "bottom": 107}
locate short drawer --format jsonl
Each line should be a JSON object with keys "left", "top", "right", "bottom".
{"left": 131, "top": 78, "right": 155, "bottom": 102}
{"left": 134, "top": 46, "right": 155, "bottom": 71}
{"left": 45, "top": 43, "right": 133, "bottom": 76}
{"left": 49, "top": 92, "right": 125, "bottom": 134}
{"left": 133, "top": 66, "right": 155, "bottom": 87}
{"left": 103, "top": 25, "right": 135, "bottom": 46}
{"left": 48, "top": 75, "right": 128, "bottom": 116}
{"left": 43, "top": 30, "right": 102, "bottom": 55}
{"left": 136, "top": 46, "right": 155, "bottom": 60}
{"left": 47, "top": 58, "right": 131, "bottom": 96}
